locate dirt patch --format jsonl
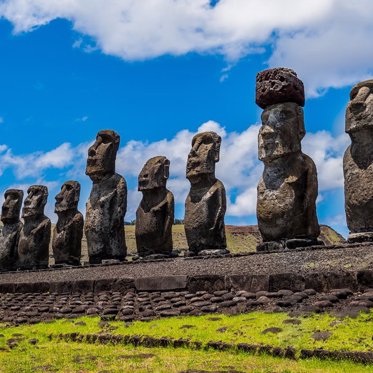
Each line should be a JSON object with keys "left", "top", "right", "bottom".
{"left": 312, "top": 331, "right": 332, "bottom": 341}
{"left": 180, "top": 325, "right": 195, "bottom": 329}
{"left": 118, "top": 353, "right": 155, "bottom": 359}
{"left": 217, "top": 327, "right": 228, "bottom": 333}
{"left": 262, "top": 327, "right": 283, "bottom": 334}
{"left": 283, "top": 319, "right": 301, "bottom": 325}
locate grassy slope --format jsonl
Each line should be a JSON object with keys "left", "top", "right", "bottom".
{"left": 1, "top": 311, "right": 373, "bottom": 372}
{"left": 70, "top": 224, "right": 344, "bottom": 262}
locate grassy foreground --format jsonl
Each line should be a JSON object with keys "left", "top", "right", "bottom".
{"left": 1, "top": 310, "right": 373, "bottom": 372}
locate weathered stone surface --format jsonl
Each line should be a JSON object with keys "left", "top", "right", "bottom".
{"left": 344, "top": 80, "right": 373, "bottom": 241}
{"left": 184, "top": 131, "right": 227, "bottom": 255}
{"left": 256, "top": 79, "right": 321, "bottom": 250}
{"left": 256, "top": 67, "right": 305, "bottom": 109}
{"left": 17, "top": 185, "right": 51, "bottom": 269}
{"left": 134, "top": 276, "right": 188, "bottom": 291}
{"left": 0, "top": 189, "right": 23, "bottom": 271}
{"left": 85, "top": 130, "right": 127, "bottom": 263}
{"left": 136, "top": 156, "right": 174, "bottom": 257}
{"left": 52, "top": 181, "right": 84, "bottom": 266}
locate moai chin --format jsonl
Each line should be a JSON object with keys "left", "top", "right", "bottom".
{"left": 135, "top": 156, "right": 174, "bottom": 258}
{"left": 344, "top": 80, "right": 373, "bottom": 242}
{"left": 0, "top": 189, "right": 23, "bottom": 271}
{"left": 52, "top": 181, "right": 84, "bottom": 266}
{"left": 256, "top": 67, "right": 321, "bottom": 251}
{"left": 184, "top": 131, "right": 228, "bottom": 256}
{"left": 85, "top": 130, "right": 127, "bottom": 264}
{"left": 17, "top": 185, "right": 51, "bottom": 269}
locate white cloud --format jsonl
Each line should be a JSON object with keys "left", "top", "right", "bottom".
{"left": 1, "top": 1, "right": 373, "bottom": 94}
{"left": 0, "top": 121, "right": 347, "bottom": 221}
{"left": 0, "top": 117, "right": 4, "bottom": 124}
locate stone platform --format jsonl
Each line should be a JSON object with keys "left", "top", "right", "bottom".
{"left": 0, "top": 244, "right": 372, "bottom": 324}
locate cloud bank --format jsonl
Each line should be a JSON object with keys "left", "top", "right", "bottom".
{"left": 0, "top": 121, "right": 348, "bottom": 222}
{"left": 1, "top": 0, "right": 373, "bottom": 95}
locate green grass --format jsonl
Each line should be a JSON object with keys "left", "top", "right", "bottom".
{"left": 1, "top": 310, "right": 373, "bottom": 372}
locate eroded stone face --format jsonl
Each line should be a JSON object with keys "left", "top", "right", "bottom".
{"left": 0, "top": 189, "right": 23, "bottom": 270}
{"left": 86, "top": 130, "right": 120, "bottom": 182}
{"left": 18, "top": 185, "right": 51, "bottom": 269}
{"left": 256, "top": 67, "right": 305, "bottom": 109}
{"left": 256, "top": 68, "right": 321, "bottom": 251}
{"left": 184, "top": 132, "right": 227, "bottom": 255}
{"left": 344, "top": 80, "right": 373, "bottom": 241}
{"left": 85, "top": 130, "right": 127, "bottom": 263}
{"left": 136, "top": 156, "right": 174, "bottom": 257}
{"left": 52, "top": 181, "right": 84, "bottom": 265}
{"left": 1, "top": 189, "right": 23, "bottom": 225}
{"left": 186, "top": 132, "right": 221, "bottom": 183}
{"left": 258, "top": 103, "right": 305, "bottom": 162}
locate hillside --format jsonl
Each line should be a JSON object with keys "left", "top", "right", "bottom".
{"left": 70, "top": 224, "right": 345, "bottom": 263}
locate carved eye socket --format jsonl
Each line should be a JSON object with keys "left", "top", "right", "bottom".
{"left": 100, "top": 135, "right": 112, "bottom": 144}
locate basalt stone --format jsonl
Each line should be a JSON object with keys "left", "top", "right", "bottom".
{"left": 85, "top": 130, "right": 127, "bottom": 263}
{"left": 344, "top": 80, "right": 373, "bottom": 241}
{"left": 256, "top": 67, "right": 305, "bottom": 109}
{"left": 136, "top": 156, "right": 174, "bottom": 257}
{"left": 52, "top": 181, "right": 84, "bottom": 266}
{"left": 184, "top": 132, "right": 227, "bottom": 255}
{"left": 0, "top": 189, "right": 23, "bottom": 271}
{"left": 256, "top": 97, "right": 321, "bottom": 250}
{"left": 17, "top": 185, "right": 51, "bottom": 269}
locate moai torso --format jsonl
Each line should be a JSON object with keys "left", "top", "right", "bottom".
{"left": 343, "top": 80, "right": 373, "bottom": 240}
{"left": 255, "top": 68, "right": 320, "bottom": 250}
{"left": 85, "top": 130, "right": 127, "bottom": 263}
{"left": 52, "top": 181, "right": 84, "bottom": 265}
{"left": 257, "top": 153, "right": 319, "bottom": 242}
{"left": 0, "top": 189, "right": 23, "bottom": 271}
{"left": 136, "top": 156, "right": 174, "bottom": 257}
{"left": 184, "top": 131, "right": 227, "bottom": 255}
{"left": 18, "top": 185, "right": 51, "bottom": 269}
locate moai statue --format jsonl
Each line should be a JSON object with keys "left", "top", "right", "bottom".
{"left": 0, "top": 189, "right": 23, "bottom": 271}
{"left": 135, "top": 156, "right": 174, "bottom": 258}
{"left": 344, "top": 80, "right": 373, "bottom": 242}
{"left": 85, "top": 130, "right": 127, "bottom": 264}
{"left": 18, "top": 185, "right": 51, "bottom": 269}
{"left": 52, "top": 181, "right": 84, "bottom": 266}
{"left": 184, "top": 131, "right": 228, "bottom": 256}
{"left": 256, "top": 68, "right": 321, "bottom": 251}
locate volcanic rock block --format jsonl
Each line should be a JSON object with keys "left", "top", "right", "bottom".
{"left": 85, "top": 130, "right": 127, "bottom": 264}
{"left": 52, "top": 181, "right": 84, "bottom": 265}
{"left": 256, "top": 67, "right": 305, "bottom": 109}
{"left": 17, "top": 185, "right": 51, "bottom": 269}
{"left": 184, "top": 131, "right": 228, "bottom": 256}
{"left": 343, "top": 80, "right": 373, "bottom": 242}
{"left": 0, "top": 189, "right": 23, "bottom": 271}
{"left": 136, "top": 156, "right": 174, "bottom": 258}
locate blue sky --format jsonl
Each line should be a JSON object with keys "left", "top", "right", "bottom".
{"left": 1, "top": 1, "right": 373, "bottom": 237}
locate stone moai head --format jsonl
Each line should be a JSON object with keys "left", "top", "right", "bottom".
{"left": 1, "top": 189, "right": 23, "bottom": 224}
{"left": 258, "top": 103, "right": 305, "bottom": 162}
{"left": 55, "top": 181, "right": 80, "bottom": 214}
{"left": 138, "top": 156, "right": 170, "bottom": 191}
{"left": 86, "top": 130, "right": 120, "bottom": 182}
{"left": 346, "top": 80, "right": 373, "bottom": 136}
{"left": 256, "top": 67, "right": 305, "bottom": 163}
{"left": 186, "top": 131, "right": 221, "bottom": 182}
{"left": 22, "top": 185, "right": 48, "bottom": 219}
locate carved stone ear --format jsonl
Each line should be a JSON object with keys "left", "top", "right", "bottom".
{"left": 164, "top": 158, "right": 170, "bottom": 179}
{"left": 214, "top": 137, "right": 221, "bottom": 162}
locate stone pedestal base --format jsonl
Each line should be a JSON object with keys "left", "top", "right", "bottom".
{"left": 257, "top": 238, "right": 323, "bottom": 252}
{"left": 348, "top": 232, "right": 373, "bottom": 243}
{"left": 186, "top": 248, "right": 230, "bottom": 257}
{"left": 133, "top": 251, "right": 179, "bottom": 261}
